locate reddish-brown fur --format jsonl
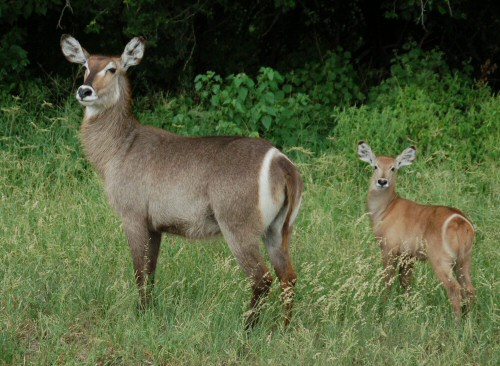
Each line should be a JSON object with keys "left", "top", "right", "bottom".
{"left": 61, "top": 35, "right": 303, "bottom": 328}
{"left": 358, "top": 141, "right": 475, "bottom": 316}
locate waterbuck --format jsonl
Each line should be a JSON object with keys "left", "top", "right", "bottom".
{"left": 358, "top": 141, "right": 474, "bottom": 316}
{"left": 60, "top": 35, "right": 303, "bottom": 328}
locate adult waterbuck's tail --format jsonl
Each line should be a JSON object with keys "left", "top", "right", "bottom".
{"left": 60, "top": 34, "right": 303, "bottom": 328}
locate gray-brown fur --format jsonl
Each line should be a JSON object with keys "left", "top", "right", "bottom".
{"left": 61, "top": 35, "right": 302, "bottom": 328}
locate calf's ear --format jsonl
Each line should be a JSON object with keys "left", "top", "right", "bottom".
{"left": 396, "top": 146, "right": 417, "bottom": 169}
{"left": 358, "top": 141, "right": 377, "bottom": 167}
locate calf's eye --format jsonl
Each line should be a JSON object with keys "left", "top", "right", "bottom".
{"left": 108, "top": 68, "right": 116, "bottom": 74}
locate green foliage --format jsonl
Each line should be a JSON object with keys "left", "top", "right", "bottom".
{"left": 151, "top": 67, "right": 330, "bottom": 150}
{"left": 369, "top": 43, "right": 474, "bottom": 104}
{"left": 0, "top": 0, "right": 63, "bottom": 90}
{"left": 0, "top": 82, "right": 87, "bottom": 187}
{"left": 382, "top": 0, "right": 467, "bottom": 22}
{"left": 287, "top": 49, "right": 365, "bottom": 107}
{"left": 333, "top": 88, "right": 500, "bottom": 162}
{"left": 136, "top": 45, "right": 500, "bottom": 164}
{"left": 193, "top": 68, "right": 312, "bottom": 144}
{"left": 0, "top": 30, "right": 29, "bottom": 90}
{"left": 332, "top": 46, "right": 499, "bottom": 164}
{"left": 149, "top": 49, "right": 364, "bottom": 151}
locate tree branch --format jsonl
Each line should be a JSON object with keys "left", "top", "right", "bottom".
{"left": 56, "top": 0, "right": 73, "bottom": 30}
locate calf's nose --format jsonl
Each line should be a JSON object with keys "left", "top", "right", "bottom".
{"left": 377, "top": 178, "right": 388, "bottom": 187}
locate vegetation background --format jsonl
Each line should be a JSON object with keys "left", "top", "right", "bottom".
{"left": 1, "top": 0, "right": 499, "bottom": 364}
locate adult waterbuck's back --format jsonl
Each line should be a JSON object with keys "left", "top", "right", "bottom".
{"left": 358, "top": 141, "right": 474, "bottom": 317}
{"left": 60, "top": 35, "right": 303, "bottom": 328}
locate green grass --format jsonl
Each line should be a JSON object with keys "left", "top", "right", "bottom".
{"left": 0, "top": 93, "right": 499, "bottom": 365}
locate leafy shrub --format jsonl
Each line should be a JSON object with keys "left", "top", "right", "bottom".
{"left": 154, "top": 52, "right": 364, "bottom": 151}
{"left": 331, "top": 46, "right": 498, "bottom": 163}
{"left": 368, "top": 43, "right": 479, "bottom": 108}
{"left": 287, "top": 49, "right": 365, "bottom": 107}
{"left": 0, "top": 30, "right": 29, "bottom": 91}
{"left": 333, "top": 86, "right": 500, "bottom": 163}
{"left": 151, "top": 67, "right": 332, "bottom": 151}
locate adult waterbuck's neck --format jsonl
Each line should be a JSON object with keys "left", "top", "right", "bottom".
{"left": 60, "top": 34, "right": 145, "bottom": 176}
{"left": 357, "top": 141, "right": 416, "bottom": 226}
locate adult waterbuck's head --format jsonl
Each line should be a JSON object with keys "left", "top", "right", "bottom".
{"left": 358, "top": 141, "right": 475, "bottom": 317}
{"left": 60, "top": 35, "right": 303, "bottom": 329}
{"left": 61, "top": 34, "right": 144, "bottom": 115}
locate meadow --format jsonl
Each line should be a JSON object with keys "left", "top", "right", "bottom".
{"left": 1, "top": 79, "right": 499, "bottom": 365}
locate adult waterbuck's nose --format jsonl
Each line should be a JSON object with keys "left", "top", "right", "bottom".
{"left": 77, "top": 85, "right": 94, "bottom": 100}
{"left": 377, "top": 178, "right": 388, "bottom": 187}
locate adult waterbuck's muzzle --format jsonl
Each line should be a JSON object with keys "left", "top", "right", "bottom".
{"left": 76, "top": 84, "right": 96, "bottom": 103}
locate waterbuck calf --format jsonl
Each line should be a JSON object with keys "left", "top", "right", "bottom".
{"left": 60, "top": 35, "right": 303, "bottom": 328}
{"left": 358, "top": 141, "right": 474, "bottom": 316}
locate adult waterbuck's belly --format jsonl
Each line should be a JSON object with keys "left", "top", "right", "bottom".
{"left": 150, "top": 205, "right": 222, "bottom": 240}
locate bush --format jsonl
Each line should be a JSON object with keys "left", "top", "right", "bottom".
{"left": 149, "top": 67, "right": 331, "bottom": 151}
{"left": 333, "top": 88, "right": 498, "bottom": 161}
{"left": 287, "top": 49, "right": 365, "bottom": 107}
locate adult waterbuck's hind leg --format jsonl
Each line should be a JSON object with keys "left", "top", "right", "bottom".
{"left": 123, "top": 218, "right": 162, "bottom": 309}
{"left": 264, "top": 213, "right": 297, "bottom": 327}
{"left": 218, "top": 221, "right": 273, "bottom": 330}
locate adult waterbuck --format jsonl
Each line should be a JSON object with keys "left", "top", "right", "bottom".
{"left": 60, "top": 35, "right": 303, "bottom": 328}
{"left": 358, "top": 141, "right": 474, "bottom": 317}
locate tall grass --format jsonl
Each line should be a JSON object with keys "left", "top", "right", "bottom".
{"left": 0, "top": 88, "right": 499, "bottom": 365}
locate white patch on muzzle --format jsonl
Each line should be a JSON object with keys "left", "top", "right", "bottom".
{"left": 76, "top": 85, "right": 98, "bottom": 104}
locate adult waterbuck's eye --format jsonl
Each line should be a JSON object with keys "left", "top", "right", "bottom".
{"left": 391, "top": 167, "right": 395, "bottom": 171}
{"left": 108, "top": 68, "right": 116, "bottom": 74}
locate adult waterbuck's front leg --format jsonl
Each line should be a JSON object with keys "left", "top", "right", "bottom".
{"left": 123, "top": 218, "right": 162, "bottom": 309}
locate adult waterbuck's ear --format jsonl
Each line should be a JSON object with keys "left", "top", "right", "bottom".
{"left": 358, "top": 141, "right": 377, "bottom": 167}
{"left": 60, "top": 34, "right": 89, "bottom": 64}
{"left": 121, "top": 37, "right": 145, "bottom": 70}
{"left": 395, "top": 146, "right": 417, "bottom": 169}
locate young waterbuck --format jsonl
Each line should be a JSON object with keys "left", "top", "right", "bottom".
{"left": 60, "top": 35, "right": 303, "bottom": 328}
{"left": 358, "top": 141, "right": 474, "bottom": 317}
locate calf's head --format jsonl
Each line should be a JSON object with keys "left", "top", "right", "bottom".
{"left": 358, "top": 141, "right": 417, "bottom": 190}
